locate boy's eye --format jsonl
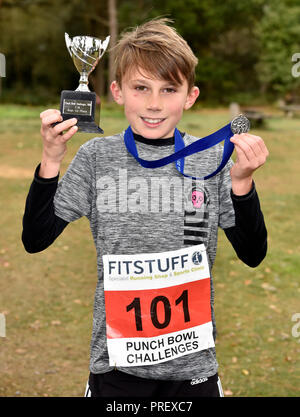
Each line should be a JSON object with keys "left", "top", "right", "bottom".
{"left": 162, "top": 87, "right": 177, "bottom": 94}
{"left": 135, "top": 85, "right": 148, "bottom": 92}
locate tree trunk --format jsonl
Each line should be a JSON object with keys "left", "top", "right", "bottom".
{"left": 107, "top": 0, "right": 118, "bottom": 102}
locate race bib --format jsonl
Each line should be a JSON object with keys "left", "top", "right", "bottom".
{"left": 103, "top": 244, "right": 215, "bottom": 367}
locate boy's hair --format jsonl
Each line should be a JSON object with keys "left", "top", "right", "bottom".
{"left": 113, "top": 18, "right": 198, "bottom": 91}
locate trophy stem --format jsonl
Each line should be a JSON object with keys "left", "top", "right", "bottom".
{"left": 76, "top": 73, "right": 90, "bottom": 92}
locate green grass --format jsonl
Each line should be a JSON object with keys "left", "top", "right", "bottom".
{"left": 0, "top": 104, "right": 299, "bottom": 397}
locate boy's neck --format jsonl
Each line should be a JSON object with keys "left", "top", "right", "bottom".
{"left": 133, "top": 131, "right": 183, "bottom": 146}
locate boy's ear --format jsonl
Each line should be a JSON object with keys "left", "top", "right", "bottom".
{"left": 184, "top": 86, "right": 200, "bottom": 110}
{"left": 110, "top": 81, "right": 124, "bottom": 105}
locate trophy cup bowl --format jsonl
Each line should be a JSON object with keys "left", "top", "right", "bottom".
{"left": 59, "top": 33, "right": 110, "bottom": 133}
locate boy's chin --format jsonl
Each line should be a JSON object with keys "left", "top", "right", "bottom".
{"left": 133, "top": 126, "right": 175, "bottom": 140}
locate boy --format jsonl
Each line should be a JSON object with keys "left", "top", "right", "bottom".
{"left": 22, "top": 18, "right": 268, "bottom": 397}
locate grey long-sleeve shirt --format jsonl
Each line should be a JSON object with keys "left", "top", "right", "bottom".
{"left": 22, "top": 131, "right": 267, "bottom": 380}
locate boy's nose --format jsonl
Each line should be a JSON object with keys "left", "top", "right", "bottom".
{"left": 146, "top": 92, "right": 162, "bottom": 111}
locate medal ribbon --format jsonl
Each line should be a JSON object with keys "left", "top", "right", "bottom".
{"left": 124, "top": 123, "right": 234, "bottom": 180}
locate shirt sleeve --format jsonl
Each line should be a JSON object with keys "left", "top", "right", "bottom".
{"left": 224, "top": 184, "right": 268, "bottom": 267}
{"left": 54, "top": 144, "right": 95, "bottom": 223}
{"left": 22, "top": 164, "right": 69, "bottom": 253}
{"left": 216, "top": 154, "right": 267, "bottom": 267}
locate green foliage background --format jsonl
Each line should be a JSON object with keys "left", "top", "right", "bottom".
{"left": 1, "top": 0, "right": 300, "bottom": 104}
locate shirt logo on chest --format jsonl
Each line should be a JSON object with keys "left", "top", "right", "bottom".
{"left": 184, "top": 183, "right": 210, "bottom": 247}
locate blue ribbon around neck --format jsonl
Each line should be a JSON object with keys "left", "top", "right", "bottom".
{"left": 124, "top": 122, "right": 234, "bottom": 180}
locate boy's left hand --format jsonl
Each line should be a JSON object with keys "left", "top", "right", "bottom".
{"left": 230, "top": 133, "right": 269, "bottom": 196}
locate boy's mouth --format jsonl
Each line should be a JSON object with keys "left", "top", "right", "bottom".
{"left": 141, "top": 117, "right": 166, "bottom": 127}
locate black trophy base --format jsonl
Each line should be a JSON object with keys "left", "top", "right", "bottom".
{"left": 59, "top": 90, "right": 103, "bottom": 134}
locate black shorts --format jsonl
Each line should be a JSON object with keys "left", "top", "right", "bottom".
{"left": 84, "top": 370, "right": 223, "bottom": 397}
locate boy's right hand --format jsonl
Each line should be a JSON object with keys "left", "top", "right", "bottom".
{"left": 39, "top": 109, "right": 78, "bottom": 178}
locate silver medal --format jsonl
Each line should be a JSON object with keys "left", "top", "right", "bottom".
{"left": 230, "top": 114, "right": 250, "bottom": 134}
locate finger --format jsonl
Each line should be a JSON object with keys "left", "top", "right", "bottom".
{"left": 61, "top": 125, "right": 78, "bottom": 142}
{"left": 40, "top": 109, "right": 61, "bottom": 119}
{"left": 41, "top": 112, "right": 63, "bottom": 128}
{"left": 52, "top": 118, "right": 78, "bottom": 135}
{"left": 245, "top": 133, "right": 269, "bottom": 158}
{"left": 232, "top": 133, "right": 268, "bottom": 161}
{"left": 233, "top": 139, "right": 267, "bottom": 169}
{"left": 232, "top": 142, "right": 251, "bottom": 166}
{"left": 231, "top": 134, "right": 257, "bottom": 162}
{"left": 241, "top": 134, "right": 262, "bottom": 158}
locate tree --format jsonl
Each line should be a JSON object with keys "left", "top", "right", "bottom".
{"left": 108, "top": 0, "right": 118, "bottom": 101}
{"left": 255, "top": 0, "right": 300, "bottom": 97}
{"left": 117, "top": 0, "right": 266, "bottom": 103}
{"left": 1, "top": 0, "right": 297, "bottom": 104}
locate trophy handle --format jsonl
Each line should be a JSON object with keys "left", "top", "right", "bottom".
{"left": 65, "top": 33, "right": 73, "bottom": 58}
{"left": 99, "top": 36, "right": 110, "bottom": 59}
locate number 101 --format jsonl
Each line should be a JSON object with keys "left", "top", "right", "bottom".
{"left": 126, "top": 289, "right": 190, "bottom": 331}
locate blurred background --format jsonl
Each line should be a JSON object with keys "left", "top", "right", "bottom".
{"left": 0, "top": 0, "right": 299, "bottom": 397}
{"left": 1, "top": 0, "right": 300, "bottom": 105}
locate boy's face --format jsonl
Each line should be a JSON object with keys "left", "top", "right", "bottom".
{"left": 111, "top": 69, "right": 199, "bottom": 139}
